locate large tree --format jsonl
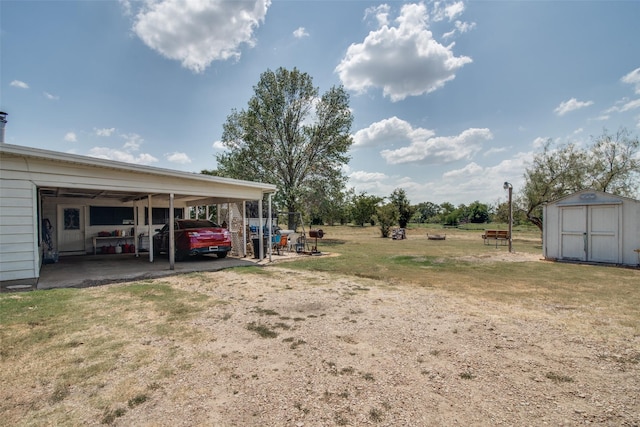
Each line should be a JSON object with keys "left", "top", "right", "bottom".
{"left": 465, "top": 201, "right": 491, "bottom": 224}
{"left": 389, "top": 188, "right": 416, "bottom": 228}
{"left": 586, "top": 127, "right": 640, "bottom": 194}
{"left": 521, "top": 128, "right": 639, "bottom": 232}
{"left": 216, "top": 67, "right": 354, "bottom": 229}
{"left": 350, "top": 192, "right": 383, "bottom": 227}
{"left": 307, "top": 185, "right": 351, "bottom": 226}
{"left": 412, "top": 201, "right": 441, "bottom": 223}
{"left": 375, "top": 203, "right": 399, "bottom": 238}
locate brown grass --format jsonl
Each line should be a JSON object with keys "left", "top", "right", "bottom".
{"left": 0, "top": 224, "right": 638, "bottom": 425}
{"left": 280, "top": 225, "right": 639, "bottom": 337}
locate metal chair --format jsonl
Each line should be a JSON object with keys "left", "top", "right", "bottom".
{"left": 277, "top": 235, "right": 288, "bottom": 254}
{"left": 287, "top": 233, "right": 300, "bottom": 252}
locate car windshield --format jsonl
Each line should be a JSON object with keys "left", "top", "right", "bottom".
{"left": 178, "top": 220, "right": 219, "bottom": 229}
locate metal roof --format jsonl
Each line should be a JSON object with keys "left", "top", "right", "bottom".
{"left": 1, "top": 143, "right": 277, "bottom": 204}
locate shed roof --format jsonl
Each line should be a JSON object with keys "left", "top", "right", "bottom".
{"left": 547, "top": 189, "right": 639, "bottom": 207}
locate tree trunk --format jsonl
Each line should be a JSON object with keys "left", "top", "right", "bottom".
{"left": 286, "top": 208, "right": 297, "bottom": 231}
{"left": 527, "top": 215, "right": 543, "bottom": 234}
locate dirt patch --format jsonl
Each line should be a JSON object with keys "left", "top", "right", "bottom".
{"left": 456, "top": 251, "right": 542, "bottom": 263}
{"left": 3, "top": 267, "right": 638, "bottom": 426}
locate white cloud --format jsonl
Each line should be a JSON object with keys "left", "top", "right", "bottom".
{"left": 349, "top": 170, "right": 388, "bottom": 182}
{"left": 348, "top": 170, "right": 394, "bottom": 198}
{"left": 364, "top": 4, "right": 390, "bottom": 27}
{"left": 444, "top": 1, "right": 465, "bottom": 21}
{"left": 554, "top": 98, "right": 594, "bottom": 116}
{"left": 293, "top": 27, "right": 309, "bottom": 38}
{"left": 618, "top": 98, "right": 640, "bottom": 112}
{"left": 166, "top": 152, "right": 191, "bottom": 164}
{"left": 600, "top": 96, "right": 640, "bottom": 117}
{"left": 87, "top": 130, "right": 157, "bottom": 165}
{"left": 430, "top": 1, "right": 465, "bottom": 22}
{"left": 484, "top": 146, "right": 508, "bottom": 156}
{"left": 380, "top": 127, "right": 493, "bottom": 165}
{"left": 352, "top": 116, "right": 434, "bottom": 148}
{"left": 130, "top": 0, "right": 270, "bottom": 73}
{"left": 532, "top": 137, "right": 548, "bottom": 149}
{"left": 443, "top": 20, "right": 477, "bottom": 39}
{"left": 119, "top": 0, "right": 132, "bottom": 16}
{"left": 120, "top": 133, "right": 143, "bottom": 151}
{"left": 212, "top": 140, "right": 225, "bottom": 150}
{"left": 88, "top": 147, "right": 158, "bottom": 165}
{"left": 442, "top": 161, "right": 484, "bottom": 179}
{"left": 43, "top": 92, "right": 59, "bottom": 100}
{"left": 64, "top": 132, "right": 77, "bottom": 142}
{"left": 10, "top": 80, "right": 29, "bottom": 89}
{"left": 95, "top": 127, "right": 116, "bottom": 137}
{"left": 436, "top": 154, "right": 530, "bottom": 203}
{"left": 347, "top": 152, "right": 531, "bottom": 206}
{"left": 621, "top": 67, "right": 640, "bottom": 94}
{"left": 335, "top": 2, "right": 472, "bottom": 102}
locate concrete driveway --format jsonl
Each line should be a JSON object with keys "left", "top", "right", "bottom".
{"left": 37, "top": 253, "right": 258, "bottom": 290}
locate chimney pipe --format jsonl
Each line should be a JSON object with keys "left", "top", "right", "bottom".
{"left": 0, "top": 112, "right": 7, "bottom": 143}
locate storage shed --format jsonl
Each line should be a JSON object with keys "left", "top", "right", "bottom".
{"left": 543, "top": 190, "right": 640, "bottom": 266}
{"left": 0, "top": 143, "right": 277, "bottom": 288}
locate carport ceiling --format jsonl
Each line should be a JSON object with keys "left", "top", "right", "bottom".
{"left": 38, "top": 187, "right": 234, "bottom": 205}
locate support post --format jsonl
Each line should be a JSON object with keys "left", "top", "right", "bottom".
{"left": 148, "top": 195, "right": 154, "bottom": 262}
{"left": 503, "top": 182, "right": 513, "bottom": 253}
{"left": 268, "top": 193, "right": 273, "bottom": 262}
{"left": 258, "top": 199, "right": 264, "bottom": 260}
{"left": 169, "top": 193, "right": 175, "bottom": 270}
{"left": 133, "top": 200, "right": 139, "bottom": 257}
{"left": 242, "top": 201, "right": 247, "bottom": 257}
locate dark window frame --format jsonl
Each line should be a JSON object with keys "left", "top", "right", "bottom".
{"left": 144, "top": 207, "right": 184, "bottom": 225}
{"left": 89, "top": 206, "right": 134, "bottom": 226}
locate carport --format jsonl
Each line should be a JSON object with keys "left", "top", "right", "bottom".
{"left": 0, "top": 143, "right": 277, "bottom": 290}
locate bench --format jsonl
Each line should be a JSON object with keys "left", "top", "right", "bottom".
{"left": 482, "top": 230, "right": 510, "bottom": 247}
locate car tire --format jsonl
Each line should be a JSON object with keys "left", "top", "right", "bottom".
{"left": 217, "top": 251, "right": 228, "bottom": 259}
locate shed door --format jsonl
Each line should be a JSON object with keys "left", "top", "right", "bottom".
{"left": 587, "top": 205, "right": 619, "bottom": 263}
{"left": 559, "top": 205, "right": 620, "bottom": 263}
{"left": 560, "top": 206, "right": 587, "bottom": 261}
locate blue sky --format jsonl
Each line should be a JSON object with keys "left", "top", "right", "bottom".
{"left": 2, "top": 0, "right": 639, "bottom": 206}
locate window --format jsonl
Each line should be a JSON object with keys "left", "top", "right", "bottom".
{"left": 90, "top": 206, "right": 134, "bottom": 226}
{"left": 64, "top": 208, "right": 81, "bottom": 230}
{"left": 144, "top": 207, "right": 184, "bottom": 225}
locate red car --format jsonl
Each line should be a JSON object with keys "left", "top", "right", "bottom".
{"left": 153, "top": 219, "right": 231, "bottom": 260}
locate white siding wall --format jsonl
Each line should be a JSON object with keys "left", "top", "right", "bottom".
{"left": 0, "top": 179, "right": 39, "bottom": 284}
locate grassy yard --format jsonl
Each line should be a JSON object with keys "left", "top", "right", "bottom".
{"left": 281, "top": 224, "right": 640, "bottom": 336}
{"left": 0, "top": 224, "right": 638, "bottom": 425}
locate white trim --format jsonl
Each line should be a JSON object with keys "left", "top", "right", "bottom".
{"left": 1, "top": 143, "right": 275, "bottom": 192}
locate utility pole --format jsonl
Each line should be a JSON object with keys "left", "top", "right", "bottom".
{"left": 503, "top": 182, "right": 513, "bottom": 253}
